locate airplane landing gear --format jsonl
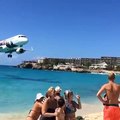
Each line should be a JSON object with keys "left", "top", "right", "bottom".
{"left": 8, "top": 54, "right": 12, "bottom": 58}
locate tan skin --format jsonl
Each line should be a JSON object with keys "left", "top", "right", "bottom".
{"left": 55, "top": 90, "right": 61, "bottom": 101}
{"left": 27, "top": 97, "right": 44, "bottom": 120}
{"left": 55, "top": 105, "right": 65, "bottom": 120}
{"left": 41, "top": 88, "right": 57, "bottom": 118}
{"left": 97, "top": 73, "right": 120, "bottom": 105}
{"left": 65, "top": 93, "right": 82, "bottom": 120}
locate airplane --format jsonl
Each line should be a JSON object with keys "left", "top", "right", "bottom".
{"left": 0, "top": 34, "right": 29, "bottom": 58}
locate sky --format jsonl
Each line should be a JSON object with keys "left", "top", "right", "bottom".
{"left": 0, "top": 0, "right": 120, "bottom": 65}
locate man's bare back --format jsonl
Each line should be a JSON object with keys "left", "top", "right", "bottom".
{"left": 104, "top": 82, "right": 120, "bottom": 104}
{"left": 97, "top": 72, "right": 120, "bottom": 105}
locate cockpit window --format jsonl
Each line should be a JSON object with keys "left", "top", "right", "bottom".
{"left": 18, "top": 35, "right": 26, "bottom": 38}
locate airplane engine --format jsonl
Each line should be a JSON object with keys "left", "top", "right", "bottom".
{"left": 16, "top": 48, "right": 26, "bottom": 54}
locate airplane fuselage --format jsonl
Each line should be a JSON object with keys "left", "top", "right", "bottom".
{"left": 2, "top": 35, "right": 28, "bottom": 46}
{"left": 0, "top": 35, "right": 29, "bottom": 57}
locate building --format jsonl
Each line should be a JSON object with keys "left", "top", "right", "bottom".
{"left": 36, "top": 56, "right": 120, "bottom": 69}
{"left": 89, "top": 62, "right": 108, "bottom": 69}
{"left": 81, "top": 58, "right": 101, "bottom": 66}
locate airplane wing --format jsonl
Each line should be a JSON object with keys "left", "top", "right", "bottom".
{"left": 0, "top": 46, "right": 6, "bottom": 52}
{"left": 6, "top": 42, "right": 18, "bottom": 48}
{"left": 5, "top": 49, "right": 16, "bottom": 53}
{"left": 0, "top": 45, "right": 28, "bottom": 54}
{"left": 0, "top": 45, "right": 17, "bottom": 53}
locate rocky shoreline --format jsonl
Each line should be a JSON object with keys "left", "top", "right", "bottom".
{"left": 17, "top": 61, "right": 120, "bottom": 75}
{"left": 17, "top": 62, "right": 92, "bottom": 73}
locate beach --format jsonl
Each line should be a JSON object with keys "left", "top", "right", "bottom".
{"left": 0, "top": 103, "right": 103, "bottom": 120}
{"left": 76, "top": 103, "right": 103, "bottom": 120}
{"left": 83, "top": 112, "right": 103, "bottom": 120}
{"left": 0, "top": 112, "right": 103, "bottom": 120}
{"left": 1, "top": 66, "right": 119, "bottom": 120}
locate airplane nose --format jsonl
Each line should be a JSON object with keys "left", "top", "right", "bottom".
{"left": 25, "top": 38, "right": 28, "bottom": 43}
{"left": 23, "top": 38, "right": 28, "bottom": 43}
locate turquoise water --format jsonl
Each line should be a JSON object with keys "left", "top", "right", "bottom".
{"left": 0, "top": 66, "right": 120, "bottom": 113}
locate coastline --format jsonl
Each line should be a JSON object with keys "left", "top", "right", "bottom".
{"left": 17, "top": 62, "right": 120, "bottom": 75}
{"left": 0, "top": 103, "right": 103, "bottom": 120}
{"left": 17, "top": 57, "right": 120, "bottom": 75}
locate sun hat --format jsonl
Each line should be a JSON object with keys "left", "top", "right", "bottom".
{"left": 64, "top": 90, "right": 71, "bottom": 95}
{"left": 55, "top": 86, "right": 62, "bottom": 92}
{"left": 64, "top": 90, "right": 73, "bottom": 98}
{"left": 35, "top": 93, "right": 44, "bottom": 101}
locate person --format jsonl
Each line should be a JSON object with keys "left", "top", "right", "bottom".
{"left": 64, "top": 90, "right": 82, "bottom": 120}
{"left": 96, "top": 72, "right": 120, "bottom": 120}
{"left": 27, "top": 93, "right": 45, "bottom": 120}
{"left": 40, "top": 87, "right": 58, "bottom": 120}
{"left": 103, "top": 93, "right": 109, "bottom": 104}
{"left": 55, "top": 86, "right": 62, "bottom": 100}
{"left": 55, "top": 98, "right": 65, "bottom": 120}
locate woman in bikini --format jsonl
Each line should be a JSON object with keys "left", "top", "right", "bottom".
{"left": 64, "top": 90, "right": 82, "bottom": 120}
{"left": 27, "top": 93, "right": 45, "bottom": 120}
{"left": 40, "top": 87, "right": 57, "bottom": 120}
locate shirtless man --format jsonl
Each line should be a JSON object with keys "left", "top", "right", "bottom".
{"left": 96, "top": 72, "right": 120, "bottom": 120}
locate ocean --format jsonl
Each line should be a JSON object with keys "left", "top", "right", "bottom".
{"left": 0, "top": 65, "right": 120, "bottom": 113}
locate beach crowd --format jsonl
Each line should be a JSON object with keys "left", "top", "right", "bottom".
{"left": 26, "top": 86, "right": 82, "bottom": 120}
{"left": 26, "top": 72, "right": 120, "bottom": 120}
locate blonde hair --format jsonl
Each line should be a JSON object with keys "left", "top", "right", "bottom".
{"left": 108, "top": 72, "right": 115, "bottom": 80}
{"left": 46, "top": 87, "right": 55, "bottom": 97}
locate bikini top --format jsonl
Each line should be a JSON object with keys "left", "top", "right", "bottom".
{"left": 29, "top": 109, "right": 41, "bottom": 115}
{"left": 65, "top": 101, "right": 76, "bottom": 114}
{"left": 40, "top": 108, "right": 56, "bottom": 120}
{"left": 27, "top": 109, "right": 41, "bottom": 120}
{"left": 47, "top": 108, "right": 55, "bottom": 113}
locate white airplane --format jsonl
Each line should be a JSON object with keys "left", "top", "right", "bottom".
{"left": 0, "top": 34, "right": 29, "bottom": 58}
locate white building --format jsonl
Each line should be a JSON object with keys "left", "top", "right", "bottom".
{"left": 53, "top": 64, "right": 72, "bottom": 70}
{"left": 37, "top": 57, "right": 46, "bottom": 64}
{"left": 89, "top": 62, "right": 108, "bottom": 69}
